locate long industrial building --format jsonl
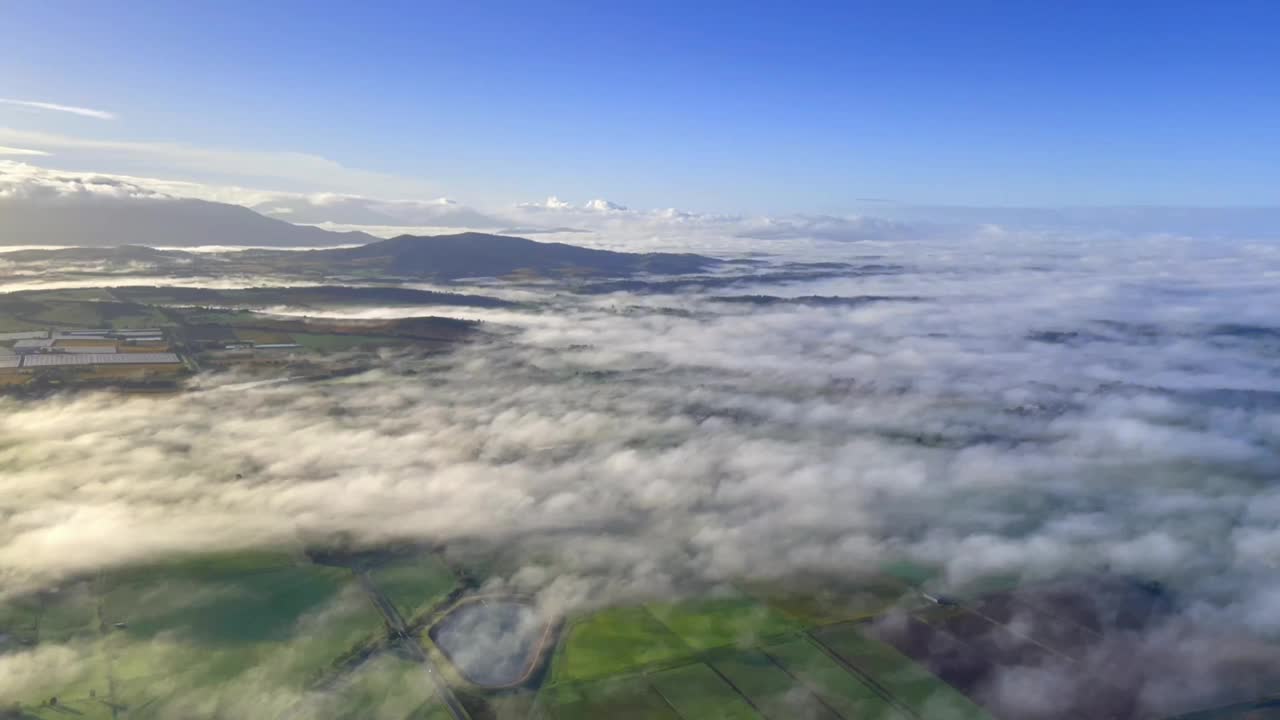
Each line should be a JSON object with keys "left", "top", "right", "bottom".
{"left": 19, "top": 353, "right": 181, "bottom": 368}
{"left": 0, "top": 330, "right": 50, "bottom": 341}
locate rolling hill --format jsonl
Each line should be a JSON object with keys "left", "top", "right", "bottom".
{"left": 0, "top": 195, "right": 375, "bottom": 248}
{"left": 286, "top": 232, "right": 717, "bottom": 278}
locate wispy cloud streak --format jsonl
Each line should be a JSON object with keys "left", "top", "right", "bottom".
{"left": 0, "top": 98, "right": 116, "bottom": 120}
{"left": 0, "top": 146, "right": 47, "bottom": 156}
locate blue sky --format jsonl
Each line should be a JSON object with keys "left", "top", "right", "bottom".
{"left": 2, "top": 1, "right": 1278, "bottom": 213}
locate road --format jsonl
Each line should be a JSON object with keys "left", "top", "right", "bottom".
{"left": 358, "top": 571, "right": 471, "bottom": 720}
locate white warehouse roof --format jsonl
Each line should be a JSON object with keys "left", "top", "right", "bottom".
{"left": 14, "top": 338, "right": 54, "bottom": 349}
{"left": 21, "top": 353, "right": 181, "bottom": 367}
{"left": 0, "top": 330, "right": 49, "bottom": 341}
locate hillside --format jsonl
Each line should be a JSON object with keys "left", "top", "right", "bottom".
{"left": 0, "top": 196, "right": 375, "bottom": 248}
{"left": 289, "top": 232, "right": 717, "bottom": 279}
{"left": 0, "top": 244, "right": 194, "bottom": 263}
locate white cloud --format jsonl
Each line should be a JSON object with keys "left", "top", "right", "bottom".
{"left": 584, "top": 198, "right": 628, "bottom": 212}
{"left": 0, "top": 161, "right": 931, "bottom": 253}
{"left": 0, "top": 145, "right": 47, "bottom": 156}
{"left": 0, "top": 128, "right": 439, "bottom": 198}
{"left": 735, "top": 214, "right": 923, "bottom": 242}
{"left": 0, "top": 160, "right": 499, "bottom": 227}
{"left": 4, "top": 157, "right": 1277, "bottom": 258}
{"left": 515, "top": 196, "right": 629, "bottom": 213}
{"left": 516, "top": 195, "right": 574, "bottom": 210}
{"left": 0, "top": 98, "right": 116, "bottom": 120}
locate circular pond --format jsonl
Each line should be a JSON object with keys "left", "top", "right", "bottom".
{"left": 429, "top": 598, "right": 546, "bottom": 687}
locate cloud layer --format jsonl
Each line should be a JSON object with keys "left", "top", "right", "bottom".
{"left": 1, "top": 232, "right": 1276, "bottom": 619}
{"left": 0, "top": 220, "right": 1278, "bottom": 715}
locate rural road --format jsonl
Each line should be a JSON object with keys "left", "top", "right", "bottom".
{"left": 358, "top": 571, "right": 471, "bottom": 720}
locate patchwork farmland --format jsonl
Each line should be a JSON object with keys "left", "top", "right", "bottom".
{"left": 4, "top": 548, "right": 1279, "bottom": 719}
{"left": 528, "top": 573, "right": 1280, "bottom": 720}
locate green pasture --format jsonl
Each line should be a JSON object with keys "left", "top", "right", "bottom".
{"left": 11, "top": 552, "right": 389, "bottom": 719}
{"left": 649, "top": 662, "right": 762, "bottom": 720}
{"left": 292, "top": 332, "right": 404, "bottom": 352}
{"left": 646, "top": 593, "right": 798, "bottom": 651}
{"left": 0, "top": 315, "right": 48, "bottom": 332}
{"left": 764, "top": 637, "right": 908, "bottom": 720}
{"left": 709, "top": 648, "right": 841, "bottom": 720}
{"left": 367, "top": 552, "right": 457, "bottom": 624}
{"left": 812, "top": 624, "right": 993, "bottom": 720}
{"left": 486, "top": 691, "right": 538, "bottom": 720}
{"left": 307, "top": 653, "right": 438, "bottom": 720}
{"left": 750, "top": 575, "right": 915, "bottom": 626}
{"left": 553, "top": 606, "right": 692, "bottom": 683}
{"left": 542, "top": 675, "right": 680, "bottom": 720}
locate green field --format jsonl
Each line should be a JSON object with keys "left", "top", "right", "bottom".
{"left": 0, "top": 595, "right": 39, "bottom": 644}
{"left": 0, "top": 315, "right": 47, "bottom": 332}
{"left": 104, "top": 561, "right": 384, "bottom": 712}
{"left": 100, "top": 554, "right": 356, "bottom": 644}
{"left": 367, "top": 552, "right": 458, "bottom": 623}
{"left": 750, "top": 576, "right": 915, "bottom": 626}
{"left": 765, "top": 637, "right": 908, "bottom": 720}
{"left": 710, "top": 648, "right": 842, "bottom": 720}
{"left": 650, "top": 662, "right": 763, "bottom": 720}
{"left": 486, "top": 691, "right": 538, "bottom": 720}
{"left": 542, "top": 675, "right": 681, "bottom": 720}
{"left": 292, "top": 332, "right": 405, "bottom": 351}
{"left": 8, "top": 552, "right": 390, "bottom": 719}
{"left": 553, "top": 606, "right": 692, "bottom": 683}
{"left": 33, "top": 581, "right": 99, "bottom": 643}
{"left": 15, "top": 650, "right": 114, "bottom": 720}
{"left": 232, "top": 328, "right": 298, "bottom": 345}
{"left": 812, "top": 624, "right": 993, "bottom": 720}
{"left": 19, "top": 300, "right": 173, "bottom": 330}
{"left": 647, "top": 594, "right": 798, "bottom": 651}
{"left": 26, "top": 301, "right": 104, "bottom": 327}
{"left": 880, "top": 561, "right": 941, "bottom": 587}
{"left": 304, "top": 653, "right": 439, "bottom": 720}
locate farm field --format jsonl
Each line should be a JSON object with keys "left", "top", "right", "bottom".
{"left": 0, "top": 315, "right": 48, "bottom": 332}
{"left": 0, "top": 287, "right": 484, "bottom": 394}
{"left": 811, "top": 624, "right": 992, "bottom": 720}
{"left": 646, "top": 593, "right": 798, "bottom": 651}
{"left": 552, "top": 606, "right": 692, "bottom": 683}
{"left": 3, "top": 551, "right": 390, "bottom": 719}
{"left": 303, "top": 653, "right": 440, "bottom": 720}
{"left": 485, "top": 692, "right": 538, "bottom": 719}
{"left": 709, "top": 648, "right": 843, "bottom": 720}
{"left": 763, "top": 637, "right": 908, "bottom": 720}
{"left": 540, "top": 675, "right": 681, "bottom": 720}
{"left": 749, "top": 575, "right": 916, "bottom": 626}
{"left": 0, "top": 298, "right": 173, "bottom": 330}
{"left": 533, "top": 585, "right": 999, "bottom": 720}
{"left": 3, "top": 535, "right": 1275, "bottom": 720}
{"left": 648, "top": 662, "right": 762, "bottom": 720}
{"left": 367, "top": 552, "right": 458, "bottom": 624}
{"left": 292, "top": 331, "right": 405, "bottom": 352}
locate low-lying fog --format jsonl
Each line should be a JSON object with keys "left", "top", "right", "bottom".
{"left": 1, "top": 231, "right": 1277, "bottom": 713}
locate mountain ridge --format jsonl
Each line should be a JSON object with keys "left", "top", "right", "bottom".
{"left": 0, "top": 195, "right": 376, "bottom": 248}
{"left": 287, "top": 231, "right": 716, "bottom": 278}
